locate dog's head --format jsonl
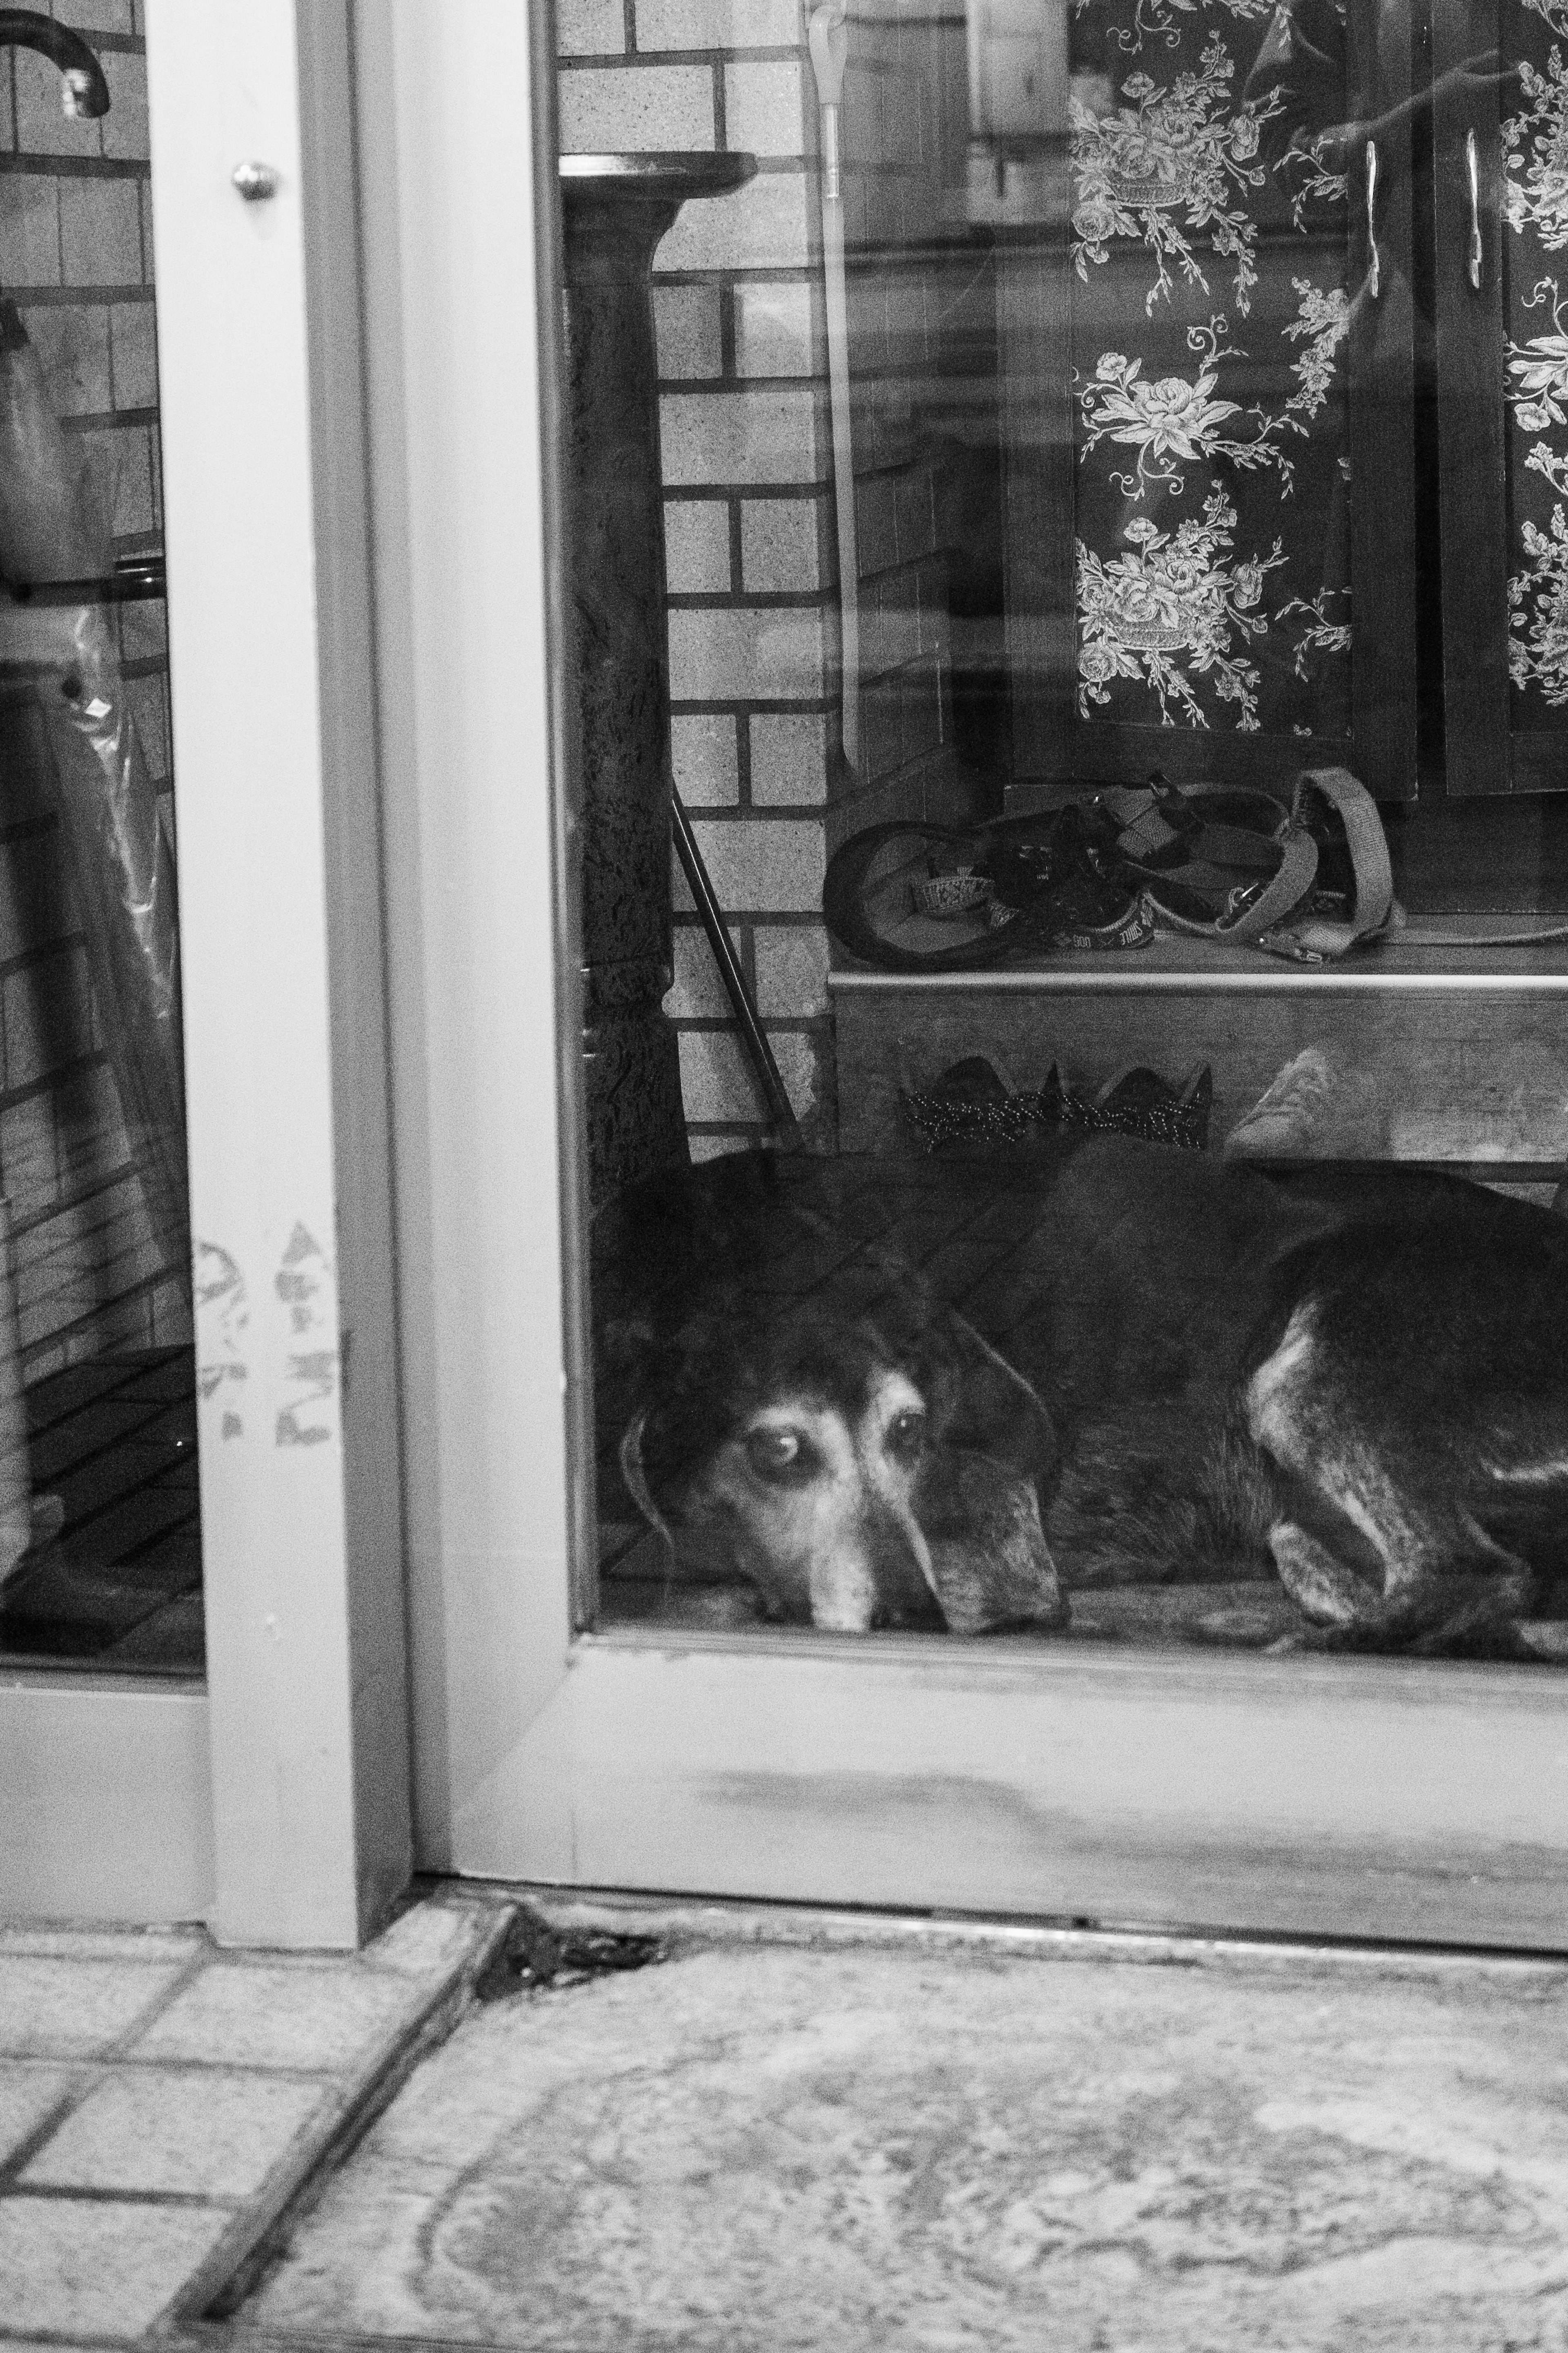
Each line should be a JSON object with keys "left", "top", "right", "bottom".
{"left": 614, "top": 1277, "right": 1065, "bottom": 1635}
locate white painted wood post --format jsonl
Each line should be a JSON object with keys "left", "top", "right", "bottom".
{"left": 147, "top": 0, "right": 411, "bottom": 1946}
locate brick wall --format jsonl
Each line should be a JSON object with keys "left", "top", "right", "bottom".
{"left": 0, "top": 0, "right": 187, "bottom": 1379}
{"left": 559, "top": 0, "right": 996, "bottom": 1158}
{"left": 838, "top": 0, "right": 1004, "bottom": 839}
{"left": 560, "top": 0, "right": 838, "bottom": 1156}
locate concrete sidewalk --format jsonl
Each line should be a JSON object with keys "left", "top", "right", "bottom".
{"left": 6, "top": 1889, "right": 1568, "bottom": 2350}
{"left": 0, "top": 1889, "right": 509, "bottom": 2341}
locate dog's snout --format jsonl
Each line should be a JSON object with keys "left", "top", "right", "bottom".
{"left": 865, "top": 1505, "right": 948, "bottom": 1631}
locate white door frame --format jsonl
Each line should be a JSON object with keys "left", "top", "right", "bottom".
{"left": 1, "top": 0, "right": 411, "bottom": 1947}
{"left": 361, "top": 0, "right": 1568, "bottom": 1955}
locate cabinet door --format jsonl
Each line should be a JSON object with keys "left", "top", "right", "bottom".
{"left": 1434, "top": 0, "right": 1568, "bottom": 791}
{"left": 1005, "top": 0, "right": 1418, "bottom": 801}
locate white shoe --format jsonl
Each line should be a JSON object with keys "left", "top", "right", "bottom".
{"left": 1223, "top": 1047, "right": 1387, "bottom": 1161}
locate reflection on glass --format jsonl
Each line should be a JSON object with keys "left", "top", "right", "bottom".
{"left": 556, "top": 0, "right": 1568, "bottom": 1665}
{"left": 0, "top": 8, "right": 198, "bottom": 1674}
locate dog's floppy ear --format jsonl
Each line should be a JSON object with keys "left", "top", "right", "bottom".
{"left": 619, "top": 1411, "right": 673, "bottom": 1551}
{"left": 923, "top": 1309, "right": 1056, "bottom": 1483}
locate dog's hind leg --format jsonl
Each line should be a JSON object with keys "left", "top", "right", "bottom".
{"left": 1246, "top": 1307, "right": 1534, "bottom": 1654}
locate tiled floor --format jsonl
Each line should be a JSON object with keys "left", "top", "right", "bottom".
{"left": 0, "top": 1345, "right": 201, "bottom": 1671}
{"left": 8, "top": 1888, "right": 1568, "bottom": 2351}
{"left": 0, "top": 1893, "right": 505, "bottom": 2341}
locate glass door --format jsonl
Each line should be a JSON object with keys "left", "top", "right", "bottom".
{"left": 392, "top": 0, "right": 1568, "bottom": 1954}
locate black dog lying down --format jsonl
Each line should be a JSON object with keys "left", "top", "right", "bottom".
{"left": 593, "top": 1139, "right": 1568, "bottom": 1658}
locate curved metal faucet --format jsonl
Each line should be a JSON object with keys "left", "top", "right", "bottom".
{"left": 0, "top": 9, "right": 109, "bottom": 119}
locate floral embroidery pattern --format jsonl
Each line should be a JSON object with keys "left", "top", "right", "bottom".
{"left": 1078, "top": 288, "right": 1348, "bottom": 500}
{"left": 1074, "top": 0, "right": 1274, "bottom": 56}
{"left": 1282, "top": 279, "right": 1351, "bottom": 417}
{"left": 1503, "top": 0, "right": 1568, "bottom": 252}
{"left": 1506, "top": 280, "right": 1568, "bottom": 698}
{"left": 1070, "top": 0, "right": 1353, "bottom": 738}
{"left": 1280, "top": 139, "right": 1350, "bottom": 231}
{"left": 1509, "top": 506, "right": 1568, "bottom": 700}
{"left": 1508, "top": 278, "right": 1568, "bottom": 433}
{"left": 1071, "top": 44, "right": 1284, "bottom": 314}
{"left": 1506, "top": 0, "right": 1568, "bottom": 719}
{"left": 1278, "top": 589, "right": 1351, "bottom": 680}
{"left": 1077, "top": 495, "right": 1287, "bottom": 727}
{"left": 1078, "top": 325, "right": 1292, "bottom": 495}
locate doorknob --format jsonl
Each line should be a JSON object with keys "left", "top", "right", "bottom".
{"left": 1365, "top": 138, "right": 1381, "bottom": 298}
{"left": 1465, "top": 128, "right": 1483, "bottom": 290}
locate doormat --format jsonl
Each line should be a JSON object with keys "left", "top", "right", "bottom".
{"left": 240, "top": 1909, "right": 1568, "bottom": 2353}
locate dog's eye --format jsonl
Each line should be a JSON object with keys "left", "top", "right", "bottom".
{"left": 745, "top": 1427, "right": 811, "bottom": 1482}
{"left": 886, "top": 1409, "right": 927, "bottom": 1461}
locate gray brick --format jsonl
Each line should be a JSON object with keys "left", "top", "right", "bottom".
{"left": 659, "top": 385, "right": 825, "bottom": 486}
{"left": 654, "top": 169, "right": 808, "bottom": 271}
{"left": 668, "top": 606, "right": 825, "bottom": 700}
{"left": 679, "top": 1027, "right": 820, "bottom": 1123}
{"left": 100, "top": 49, "right": 149, "bottom": 164}
{"left": 741, "top": 495, "right": 823, "bottom": 592}
{"left": 0, "top": 1095, "right": 57, "bottom": 1207}
{"left": 109, "top": 299, "right": 158, "bottom": 408}
{"left": 671, "top": 711, "right": 739, "bottom": 804}
{"left": 60, "top": 179, "right": 141, "bottom": 285}
{"left": 750, "top": 709, "right": 827, "bottom": 803}
{"left": 558, "top": 0, "right": 627, "bottom": 51}
{"left": 685, "top": 814, "right": 823, "bottom": 910}
{"left": 690, "top": 1131, "right": 762, "bottom": 1160}
{"left": 654, "top": 284, "right": 722, "bottom": 379}
{"left": 126, "top": 672, "right": 169, "bottom": 780}
{"left": 666, "top": 922, "right": 738, "bottom": 1020}
{"left": 19, "top": 303, "right": 110, "bottom": 415}
{"left": 724, "top": 59, "right": 809, "bottom": 154}
{"left": 119, "top": 595, "right": 167, "bottom": 665}
{"left": 0, "top": 175, "right": 62, "bottom": 287}
{"left": 80, "top": 422, "right": 153, "bottom": 536}
{"left": 3, "top": 948, "right": 94, "bottom": 1089}
{"left": 678, "top": 1027, "right": 761, "bottom": 1123}
{"left": 754, "top": 923, "right": 828, "bottom": 1015}
{"left": 53, "top": 0, "right": 136, "bottom": 27}
{"left": 665, "top": 498, "right": 732, "bottom": 592}
{"left": 734, "top": 278, "right": 817, "bottom": 378}
{"left": 12, "top": 48, "right": 102, "bottom": 159}
{"left": 635, "top": 0, "right": 801, "bottom": 49}
{"left": 559, "top": 62, "right": 715, "bottom": 151}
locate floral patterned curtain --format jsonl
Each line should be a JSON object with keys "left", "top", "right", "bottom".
{"left": 1504, "top": 0, "right": 1568, "bottom": 712}
{"left": 1069, "top": 0, "right": 1360, "bottom": 738}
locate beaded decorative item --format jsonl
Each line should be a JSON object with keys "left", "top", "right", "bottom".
{"left": 902, "top": 1057, "right": 1213, "bottom": 1154}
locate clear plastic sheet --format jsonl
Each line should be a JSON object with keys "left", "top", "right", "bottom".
{"left": 0, "top": 297, "right": 189, "bottom": 1284}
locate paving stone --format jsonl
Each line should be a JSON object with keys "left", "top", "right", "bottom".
{"left": 0, "top": 2195, "right": 230, "bottom": 2336}
{"left": 134, "top": 1960, "right": 417, "bottom": 2073}
{"left": 368, "top": 1897, "right": 499, "bottom": 1984}
{"left": 0, "top": 2061, "right": 80, "bottom": 2164}
{"left": 0, "top": 1954, "right": 187, "bottom": 2057}
{"left": 248, "top": 1938, "right": 1568, "bottom": 2353}
{"left": 0, "top": 1926, "right": 201, "bottom": 1963}
{"left": 23, "top": 2065, "right": 328, "bottom": 2197}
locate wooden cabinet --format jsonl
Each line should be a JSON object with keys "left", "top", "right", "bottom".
{"left": 1434, "top": 0, "right": 1568, "bottom": 793}
{"left": 1003, "top": 0, "right": 1568, "bottom": 805}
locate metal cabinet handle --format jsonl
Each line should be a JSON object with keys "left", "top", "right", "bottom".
{"left": 1365, "top": 137, "right": 1381, "bottom": 298}
{"left": 1466, "top": 127, "right": 1483, "bottom": 289}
